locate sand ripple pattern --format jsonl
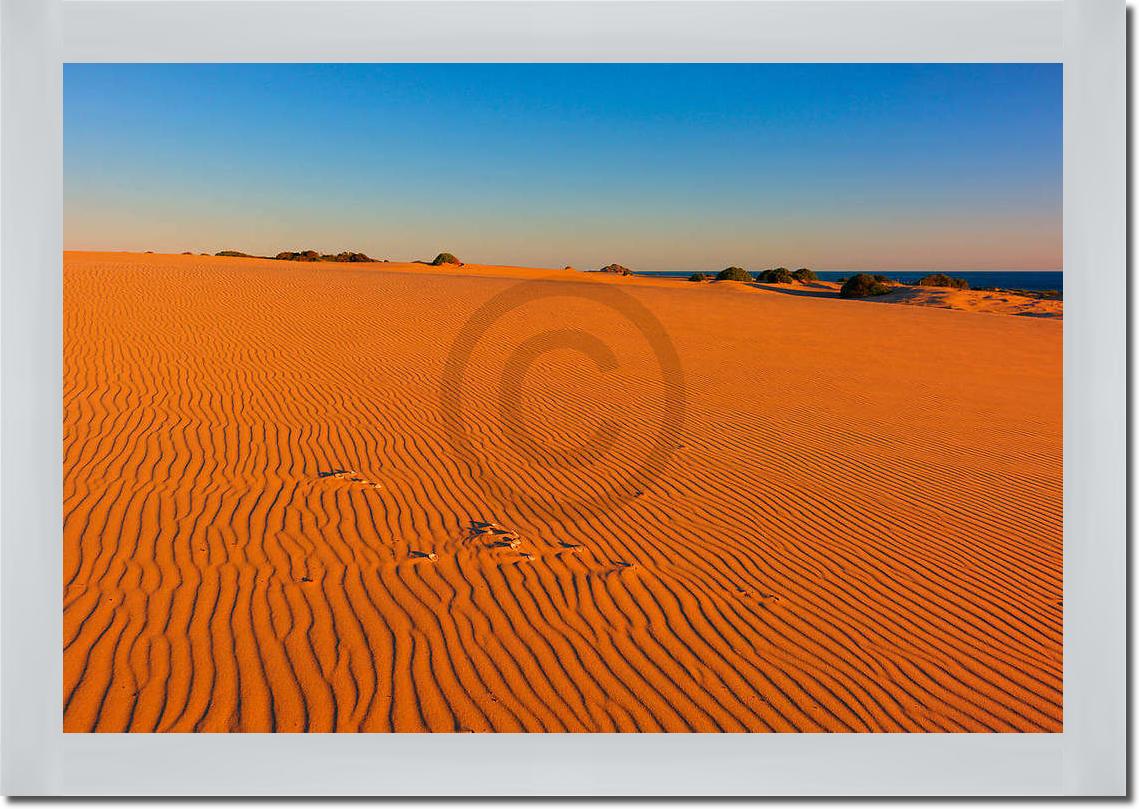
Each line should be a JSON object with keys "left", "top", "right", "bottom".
{"left": 63, "top": 253, "right": 1062, "bottom": 732}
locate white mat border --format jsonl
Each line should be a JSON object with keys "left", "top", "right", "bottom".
{"left": 1, "top": 0, "right": 1124, "bottom": 795}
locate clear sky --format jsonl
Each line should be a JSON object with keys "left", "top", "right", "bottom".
{"left": 64, "top": 63, "right": 1061, "bottom": 271}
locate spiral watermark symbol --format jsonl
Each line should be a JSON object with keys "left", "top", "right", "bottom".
{"left": 440, "top": 278, "right": 685, "bottom": 515}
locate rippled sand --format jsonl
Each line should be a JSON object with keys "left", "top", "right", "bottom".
{"left": 64, "top": 252, "right": 1062, "bottom": 732}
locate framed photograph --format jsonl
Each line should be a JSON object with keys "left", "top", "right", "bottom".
{"left": 2, "top": 0, "right": 1125, "bottom": 796}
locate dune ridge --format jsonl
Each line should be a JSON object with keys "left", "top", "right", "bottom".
{"left": 64, "top": 251, "right": 1061, "bottom": 732}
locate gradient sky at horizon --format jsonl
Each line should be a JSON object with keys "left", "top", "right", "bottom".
{"left": 64, "top": 63, "right": 1061, "bottom": 271}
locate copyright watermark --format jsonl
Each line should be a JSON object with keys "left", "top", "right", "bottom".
{"left": 440, "top": 278, "right": 685, "bottom": 514}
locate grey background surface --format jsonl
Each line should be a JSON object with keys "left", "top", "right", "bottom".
{"left": 0, "top": 0, "right": 1124, "bottom": 796}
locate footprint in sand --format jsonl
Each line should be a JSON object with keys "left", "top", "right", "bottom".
{"left": 553, "top": 541, "right": 590, "bottom": 562}
{"left": 467, "top": 520, "right": 537, "bottom": 562}
{"left": 467, "top": 520, "right": 523, "bottom": 547}
{"left": 467, "top": 520, "right": 518, "bottom": 540}
{"left": 735, "top": 587, "right": 781, "bottom": 606}
{"left": 317, "top": 468, "right": 383, "bottom": 490}
{"left": 591, "top": 560, "right": 638, "bottom": 579}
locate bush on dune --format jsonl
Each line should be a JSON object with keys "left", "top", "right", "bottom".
{"left": 274, "top": 250, "right": 321, "bottom": 261}
{"left": 324, "top": 251, "right": 374, "bottom": 263}
{"left": 599, "top": 263, "right": 633, "bottom": 275}
{"left": 715, "top": 266, "right": 752, "bottom": 282}
{"left": 917, "top": 273, "right": 969, "bottom": 289}
{"left": 840, "top": 273, "right": 894, "bottom": 299}
{"left": 274, "top": 250, "right": 375, "bottom": 263}
{"left": 792, "top": 268, "right": 818, "bottom": 282}
{"left": 688, "top": 272, "right": 709, "bottom": 282}
{"left": 432, "top": 252, "right": 462, "bottom": 266}
{"left": 216, "top": 250, "right": 252, "bottom": 257}
{"left": 756, "top": 268, "right": 794, "bottom": 284}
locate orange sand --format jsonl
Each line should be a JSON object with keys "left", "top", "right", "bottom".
{"left": 64, "top": 252, "right": 1062, "bottom": 732}
{"left": 751, "top": 280, "right": 1063, "bottom": 319}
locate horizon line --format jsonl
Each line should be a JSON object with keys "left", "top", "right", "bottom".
{"left": 60, "top": 249, "right": 1062, "bottom": 274}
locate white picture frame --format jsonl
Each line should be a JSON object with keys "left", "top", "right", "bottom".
{"left": 1, "top": 0, "right": 1124, "bottom": 796}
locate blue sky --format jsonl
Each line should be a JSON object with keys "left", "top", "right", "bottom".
{"left": 64, "top": 63, "right": 1061, "bottom": 270}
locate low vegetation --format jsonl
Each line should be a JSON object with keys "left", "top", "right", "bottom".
{"left": 840, "top": 273, "right": 894, "bottom": 299}
{"left": 716, "top": 267, "right": 752, "bottom": 282}
{"left": 216, "top": 250, "right": 252, "bottom": 258}
{"left": 974, "top": 286, "right": 1061, "bottom": 300}
{"left": 274, "top": 250, "right": 375, "bottom": 263}
{"left": 275, "top": 250, "right": 321, "bottom": 261}
{"left": 432, "top": 252, "right": 462, "bottom": 266}
{"left": 599, "top": 263, "right": 633, "bottom": 275}
{"left": 756, "top": 268, "right": 794, "bottom": 284}
{"left": 327, "top": 251, "right": 374, "bottom": 263}
{"left": 917, "top": 273, "right": 969, "bottom": 289}
{"left": 688, "top": 272, "right": 709, "bottom": 282}
{"left": 792, "top": 268, "right": 818, "bottom": 282}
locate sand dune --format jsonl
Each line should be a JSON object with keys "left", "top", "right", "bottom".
{"left": 63, "top": 251, "right": 1062, "bottom": 732}
{"left": 750, "top": 280, "right": 1063, "bottom": 318}
{"left": 886, "top": 285, "right": 1063, "bottom": 318}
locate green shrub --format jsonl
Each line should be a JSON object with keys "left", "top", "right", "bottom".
{"left": 791, "top": 268, "right": 818, "bottom": 282}
{"left": 917, "top": 273, "right": 969, "bottom": 289}
{"left": 688, "top": 272, "right": 709, "bottom": 282}
{"left": 757, "top": 268, "right": 794, "bottom": 284}
{"left": 275, "top": 250, "right": 320, "bottom": 261}
{"left": 599, "top": 263, "right": 633, "bottom": 275}
{"left": 272, "top": 250, "right": 318, "bottom": 261}
{"left": 216, "top": 250, "right": 251, "bottom": 257}
{"left": 324, "top": 251, "right": 374, "bottom": 263}
{"left": 840, "top": 273, "right": 894, "bottom": 299}
{"left": 274, "top": 250, "right": 374, "bottom": 263}
{"left": 715, "top": 266, "right": 752, "bottom": 282}
{"left": 432, "top": 252, "right": 462, "bottom": 266}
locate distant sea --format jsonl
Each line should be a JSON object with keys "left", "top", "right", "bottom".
{"left": 640, "top": 270, "right": 1063, "bottom": 292}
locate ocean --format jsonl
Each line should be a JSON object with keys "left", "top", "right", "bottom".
{"left": 639, "top": 270, "right": 1063, "bottom": 292}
